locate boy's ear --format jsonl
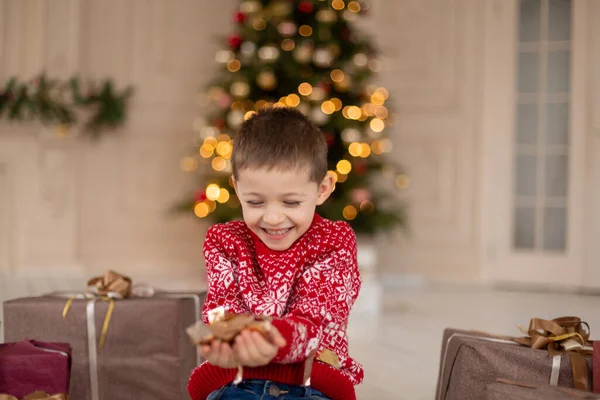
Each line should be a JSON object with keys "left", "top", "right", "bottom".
{"left": 316, "top": 172, "right": 335, "bottom": 206}
{"left": 231, "top": 175, "right": 238, "bottom": 191}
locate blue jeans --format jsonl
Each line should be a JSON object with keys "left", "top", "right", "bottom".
{"left": 207, "top": 379, "right": 331, "bottom": 400}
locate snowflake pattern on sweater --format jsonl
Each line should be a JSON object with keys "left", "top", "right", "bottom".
{"left": 200, "top": 213, "right": 364, "bottom": 385}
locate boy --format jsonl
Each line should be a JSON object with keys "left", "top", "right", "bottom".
{"left": 188, "top": 107, "right": 363, "bottom": 400}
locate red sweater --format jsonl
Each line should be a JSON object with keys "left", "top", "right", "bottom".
{"left": 188, "top": 214, "right": 363, "bottom": 400}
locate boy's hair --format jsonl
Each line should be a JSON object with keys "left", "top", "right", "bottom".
{"left": 231, "top": 107, "right": 328, "bottom": 183}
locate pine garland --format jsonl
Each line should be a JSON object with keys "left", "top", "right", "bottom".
{"left": 0, "top": 73, "right": 134, "bottom": 138}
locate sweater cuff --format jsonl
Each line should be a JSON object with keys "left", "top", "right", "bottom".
{"left": 271, "top": 318, "right": 294, "bottom": 362}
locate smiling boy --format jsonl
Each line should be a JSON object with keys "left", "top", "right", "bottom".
{"left": 188, "top": 107, "right": 363, "bottom": 400}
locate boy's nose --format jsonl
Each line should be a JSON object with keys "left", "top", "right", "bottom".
{"left": 263, "top": 211, "right": 285, "bottom": 226}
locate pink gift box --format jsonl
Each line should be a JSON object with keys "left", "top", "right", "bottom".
{"left": 0, "top": 339, "right": 71, "bottom": 398}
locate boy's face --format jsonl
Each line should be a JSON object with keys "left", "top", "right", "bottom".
{"left": 234, "top": 166, "right": 334, "bottom": 251}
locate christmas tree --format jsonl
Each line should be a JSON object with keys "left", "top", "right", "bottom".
{"left": 176, "top": 0, "right": 408, "bottom": 235}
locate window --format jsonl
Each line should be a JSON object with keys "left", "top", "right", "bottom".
{"left": 513, "top": 0, "right": 571, "bottom": 251}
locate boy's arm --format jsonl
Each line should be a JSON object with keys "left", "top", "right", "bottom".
{"left": 201, "top": 225, "right": 247, "bottom": 323}
{"left": 270, "top": 224, "right": 361, "bottom": 364}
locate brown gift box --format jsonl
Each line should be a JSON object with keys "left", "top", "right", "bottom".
{"left": 436, "top": 329, "right": 593, "bottom": 400}
{"left": 486, "top": 379, "right": 600, "bottom": 399}
{"left": 3, "top": 292, "right": 206, "bottom": 400}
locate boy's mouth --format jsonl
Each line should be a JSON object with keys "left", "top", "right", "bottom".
{"left": 261, "top": 227, "right": 292, "bottom": 239}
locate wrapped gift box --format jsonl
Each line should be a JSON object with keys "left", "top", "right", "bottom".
{"left": 0, "top": 339, "right": 71, "bottom": 398}
{"left": 594, "top": 341, "right": 600, "bottom": 393}
{"left": 436, "top": 328, "right": 593, "bottom": 400}
{"left": 486, "top": 378, "right": 600, "bottom": 399}
{"left": 3, "top": 292, "right": 205, "bottom": 400}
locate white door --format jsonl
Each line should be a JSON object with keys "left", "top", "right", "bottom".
{"left": 482, "top": 0, "right": 592, "bottom": 287}
{"left": 583, "top": 1, "right": 600, "bottom": 289}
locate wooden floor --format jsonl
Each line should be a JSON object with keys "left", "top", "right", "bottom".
{"left": 2, "top": 272, "right": 600, "bottom": 399}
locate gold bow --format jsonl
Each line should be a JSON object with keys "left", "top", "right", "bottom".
{"left": 514, "top": 317, "right": 592, "bottom": 391}
{"left": 0, "top": 391, "right": 68, "bottom": 400}
{"left": 62, "top": 270, "right": 132, "bottom": 349}
{"left": 87, "top": 270, "right": 132, "bottom": 298}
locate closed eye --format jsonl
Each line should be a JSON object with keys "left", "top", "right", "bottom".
{"left": 284, "top": 201, "right": 301, "bottom": 207}
{"left": 246, "top": 201, "right": 264, "bottom": 207}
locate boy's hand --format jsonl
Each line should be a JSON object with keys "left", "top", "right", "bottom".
{"left": 199, "top": 340, "right": 238, "bottom": 369}
{"left": 233, "top": 327, "right": 287, "bottom": 367}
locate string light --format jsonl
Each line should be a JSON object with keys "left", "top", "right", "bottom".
{"left": 244, "top": 111, "right": 256, "bottom": 120}
{"left": 330, "top": 69, "right": 345, "bottom": 83}
{"left": 215, "top": 50, "right": 234, "bottom": 63}
{"left": 206, "top": 184, "right": 221, "bottom": 201}
{"left": 343, "top": 205, "right": 357, "bottom": 220}
{"left": 371, "top": 140, "right": 384, "bottom": 155}
{"left": 348, "top": 142, "right": 362, "bottom": 157}
{"left": 216, "top": 141, "right": 232, "bottom": 156}
{"left": 375, "top": 106, "right": 389, "bottom": 119}
{"left": 298, "top": 82, "right": 313, "bottom": 96}
{"left": 370, "top": 118, "right": 385, "bottom": 132}
{"left": 281, "top": 39, "right": 295, "bottom": 51}
{"left": 253, "top": 18, "right": 267, "bottom": 30}
{"left": 299, "top": 25, "right": 313, "bottom": 37}
{"left": 360, "top": 143, "right": 371, "bottom": 158}
{"left": 360, "top": 200, "right": 374, "bottom": 213}
{"left": 362, "top": 103, "right": 375, "bottom": 116}
{"left": 212, "top": 157, "right": 227, "bottom": 171}
{"left": 348, "top": 1, "right": 361, "bottom": 12}
{"left": 217, "top": 188, "right": 230, "bottom": 203}
{"left": 321, "top": 100, "right": 336, "bottom": 114}
{"left": 255, "top": 100, "right": 268, "bottom": 110}
{"left": 336, "top": 159, "right": 352, "bottom": 174}
{"left": 194, "top": 202, "right": 209, "bottom": 218}
{"left": 343, "top": 105, "right": 361, "bottom": 120}
{"left": 200, "top": 144, "right": 214, "bottom": 158}
{"left": 206, "top": 200, "right": 217, "bottom": 212}
{"left": 337, "top": 173, "right": 348, "bottom": 183}
{"left": 227, "top": 59, "right": 241, "bottom": 72}
{"left": 380, "top": 139, "right": 393, "bottom": 153}
{"left": 376, "top": 87, "right": 389, "bottom": 99}
{"left": 332, "top": 0, "right": 345, "bottom": 11}
{"left": 286, "top": 94, "right": 300, "bottom": 107}
{"left": 371, "top": 91, "right": 385, "bottom": 105}
{"left": 180, "top": 157, "right": 198, "bottom": 172}
{"left": 327, "top": 170, "right": 338, "bottom": 183}
{"left": 396, "top": 174, "right": 410, "bottom": 189}
{"left": 330, "top": 98, "right": 342, "bottom": 111}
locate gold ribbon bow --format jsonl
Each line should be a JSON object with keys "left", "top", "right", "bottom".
{"left": 62, "top": 270, "right": 132, "bottom": 349}
{"left": 514, "top": 316, "right": 592, "bottom": 391}
{"left": 0, "top": 391, "right": 68, "bottom": 400}
{"left": 87, "top": 270, "right": 132, "bottom": 298}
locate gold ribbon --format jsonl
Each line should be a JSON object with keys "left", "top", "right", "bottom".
{"left": 513, "top": 316, "right": 593, "bottom": 391}
{"left": 87, "top": 270, "right": 132, "bottom": 298}
{"left": 0, "top": 391, "right": 68, "bottom": 400}
{"left": 62, "top": 270, "right": 131, "bottom": 350}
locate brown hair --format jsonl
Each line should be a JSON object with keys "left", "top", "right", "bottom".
{"left": 231, "top": 107, "right": 328, "bottom": 183}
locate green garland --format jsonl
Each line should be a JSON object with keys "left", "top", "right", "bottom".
{"left": 0, "top": 73, "right": 134, "bottom": 138}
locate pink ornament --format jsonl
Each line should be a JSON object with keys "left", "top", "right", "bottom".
{"left": 298, "top": 1, "right": 314, "bottom": 12}
{"left": 324, "top": 132, "right": 335, "bottom": 147}
{"left": 351, "top": 188, "right": 371, "bottom": 204}
{"left": 195, "top": 190, "right": 207, "bottom": 202}
{"left": 354, "top": 160, "right": 367, "bottom": 176}
{"left": 234, "top": 12, "right": 246, "bottom": 23}
{"left": 217, "top": 94, "right": 233, "bottom": 109}
{"left": 228, "top": 35, "right": 243, "bottom": 49}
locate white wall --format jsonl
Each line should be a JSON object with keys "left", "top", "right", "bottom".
{"left": 0, "top": 0, "right": 239, "bottom": 287}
